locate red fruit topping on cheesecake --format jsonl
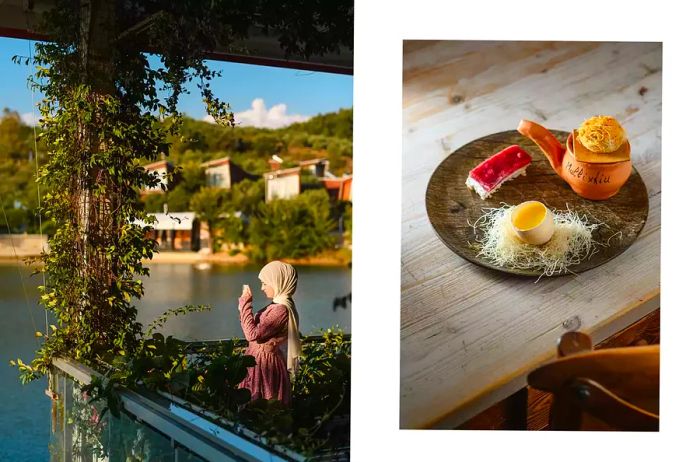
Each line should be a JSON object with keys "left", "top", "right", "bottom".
{"left": 466, "top": 145, "right": 532, "bottom": 199}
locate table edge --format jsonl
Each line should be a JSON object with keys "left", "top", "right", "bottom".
{"left": 403, "top": 288, "right": 660, "bottom": 429}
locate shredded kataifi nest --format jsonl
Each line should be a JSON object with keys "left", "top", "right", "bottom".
{"left": 469, "top": 204, "right": 603, "bottom": 281}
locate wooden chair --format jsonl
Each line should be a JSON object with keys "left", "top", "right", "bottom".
{"left": 527, "top": 332, "right": 659, "bottom": 431}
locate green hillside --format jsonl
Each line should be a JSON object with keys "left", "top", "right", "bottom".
{"left": 166, "top": 107, "right": 352, "bottom": 176}
{"left": 1, "top": 107, "right": 352, "bottom": 262}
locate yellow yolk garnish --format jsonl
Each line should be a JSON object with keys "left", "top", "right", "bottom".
{"left": 511, "top": 201, "right": 546, "bottom": 230}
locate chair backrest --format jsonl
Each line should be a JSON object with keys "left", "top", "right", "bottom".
{"left": 527, "top": 332, "right": 659, "bottom": 431}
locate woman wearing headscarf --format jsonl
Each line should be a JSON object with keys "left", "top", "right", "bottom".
{"left": 237, "top": 261, "right": 301, "bottom": 405}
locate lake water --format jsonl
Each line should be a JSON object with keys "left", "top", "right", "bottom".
{"left": 0, "top": 262, "right": 351, "bottom": 461}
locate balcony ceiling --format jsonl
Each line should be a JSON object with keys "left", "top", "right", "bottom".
{"left": 0, "top": 0, "right": 352, "bottom": 75}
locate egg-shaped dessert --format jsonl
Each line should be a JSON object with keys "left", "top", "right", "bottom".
{"left": 510, "top": 201, "right": 554, "bottom": 245}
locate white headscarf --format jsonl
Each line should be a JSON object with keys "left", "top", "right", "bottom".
{"left": 258, "top": 261, "right": 301, "bottom": 375}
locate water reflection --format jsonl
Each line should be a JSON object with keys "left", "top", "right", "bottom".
{"left": 0, "top": 263, "right": 50, "bottom": 461}
{"left": 332, "top": 293, "right": 352, "bottom": 312}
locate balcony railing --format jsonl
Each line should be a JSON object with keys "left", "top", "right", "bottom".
{"left": 48, "top": 336, "right": 350, "bottom": 462}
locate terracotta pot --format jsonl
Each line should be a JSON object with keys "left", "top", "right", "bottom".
{"left": 517, "top": 120, "right": 632, "bottom": 200}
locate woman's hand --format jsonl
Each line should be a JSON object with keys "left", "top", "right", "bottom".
{"left": 239, "top": 284, "right": 252, "bottom": 312}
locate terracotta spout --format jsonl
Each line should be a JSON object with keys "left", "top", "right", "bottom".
{"left": 517, "top": 120, "right": 566, "bottom": 176}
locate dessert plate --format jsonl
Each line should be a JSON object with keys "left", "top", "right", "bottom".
{"left": 425, "top": 130, "right": 649, "bottom": 277}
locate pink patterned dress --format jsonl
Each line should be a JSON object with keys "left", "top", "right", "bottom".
{"left": 238, "top": 295, "right": 291, "bottom": 405}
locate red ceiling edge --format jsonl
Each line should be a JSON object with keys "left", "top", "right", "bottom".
{"left": 0, "top": 27, "right": 49, "bottom": 42}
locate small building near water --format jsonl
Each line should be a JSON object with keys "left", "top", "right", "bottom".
{"left": 136, "top": 212, "right": 200, "bottom": 251}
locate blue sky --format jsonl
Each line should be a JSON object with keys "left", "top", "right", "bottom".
{"left": 0, "top": 37, "right": 352, "bottom": 128}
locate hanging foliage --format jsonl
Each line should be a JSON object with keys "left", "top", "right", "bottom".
{"left": 13, "top": 0, "right": 352, "bottom": 379}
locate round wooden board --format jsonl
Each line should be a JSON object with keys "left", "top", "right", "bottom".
{"left": 425, "top": 130, "right": 649, "bottom": 277}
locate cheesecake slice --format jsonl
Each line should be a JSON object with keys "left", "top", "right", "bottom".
{"left": 466, "top": 145, "right": 532, "bottom": 200}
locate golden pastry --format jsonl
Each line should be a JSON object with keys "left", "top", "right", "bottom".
{"left": 577, "top": 115, "right": 627, "bottom": 153}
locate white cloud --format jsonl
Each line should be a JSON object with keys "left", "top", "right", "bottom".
{"left": 21, "top": 112, "right": 40, "bottom": 126}
{"left": 202, "top": 98, "right": 310, "bottom": 129}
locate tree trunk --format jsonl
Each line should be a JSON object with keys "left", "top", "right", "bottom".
{"left": 77, "top": 0, "right": 117, "bottom": 347}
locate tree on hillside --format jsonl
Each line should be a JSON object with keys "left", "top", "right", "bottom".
{"left": 219, "top": 178, "right": 265, "bottom": 247}
{"left": 2, "top": 102, "right": 354, "bottom": 231}
{"left": 142, "top": 192, "right": 168, "bottom": 214}
{"left": 230, "top": 179, "right": 265, "bottom": 216}
{"left": 253, "top": 133, "right": 284, "bottom": 157}
{"left": 167, "top": 162, "right": 207, "bottom": 212}
{"left": 285, "top": 108, "right": 352, "bottom": 139}
{"left": 326, "top": 138, "right": 353, "bottom": 173}
{"left": 191, "top": 187, "right": 229, "bottom": 251}
{"left": 247, "top": 189, "right": 335, "bottom": 261}
{"left": 0, "top": 109, "right": 34, "bottom": 161}
{"left": 230, "top": 155, "right": 269, "bottom": 176}
{"left": 0, "top": 110, "right": 46, "bottom": 234}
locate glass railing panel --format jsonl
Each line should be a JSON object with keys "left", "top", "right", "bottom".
{"left": 49, "top": 367, "right": 208, "bottom": 462}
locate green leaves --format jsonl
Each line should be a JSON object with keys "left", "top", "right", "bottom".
{"left": 248, "top": 190, "right": 336, "bottom": 261}
{"left": 11, "top": 357, "right": 42, "bottom": 384}
{"left": 187, "top": 350, "right": 256, "bottom": 407}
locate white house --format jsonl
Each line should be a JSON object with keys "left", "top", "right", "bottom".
{"left": 142, "top": 160, "right": 174, "bottom": 194}
{"left": 264, "top": 167, "right": 301, "bottom": 202}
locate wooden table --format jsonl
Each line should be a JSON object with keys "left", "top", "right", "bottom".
{"left": 401, "top": 41, "right": 661, "bottom": 429}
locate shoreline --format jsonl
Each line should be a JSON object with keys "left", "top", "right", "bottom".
{"left": 1, "top": 250, "right": 351, "bottom": 267}
{"left": 150, "top": 249, "right": 351, "bottom": 266}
